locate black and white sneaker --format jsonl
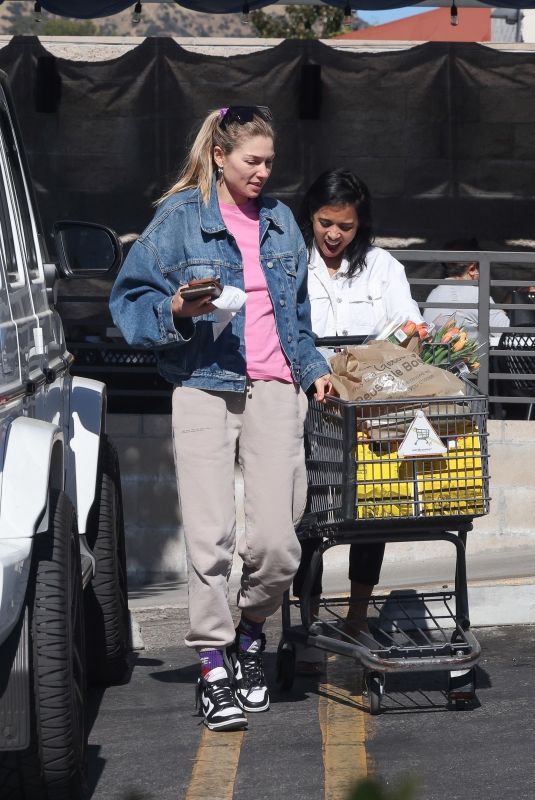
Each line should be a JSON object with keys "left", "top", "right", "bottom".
{"left": 228, "top": 632, "right": 270, "bottom": 713}
{"left": 196, "top": 667, "right": 248, "bottom": 731}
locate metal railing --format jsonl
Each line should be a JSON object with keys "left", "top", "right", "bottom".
{"left": 58, "top": 250, "right": 535, "bottom": 417}
{"left": 392, "top": 249, "right": 535, "bottom": 418}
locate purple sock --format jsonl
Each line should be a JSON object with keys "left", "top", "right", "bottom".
{"left": 238, "top": 616, "right": 264, "bottom": 651}
{"left": 199, "top": 649, "right": 224, "bottom": 678}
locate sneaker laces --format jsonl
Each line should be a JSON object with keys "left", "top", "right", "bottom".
{"left": 196, "top": 678, "right": 236, "bottom": 711}
{"left": 237, "top": 634, "right": 266, "bottom": 689}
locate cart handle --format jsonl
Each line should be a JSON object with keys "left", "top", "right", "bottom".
{"left": 315, "top": 335, "right": 367, "bottom": 348}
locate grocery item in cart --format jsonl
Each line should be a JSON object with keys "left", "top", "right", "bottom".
{"left": 416, "top": 431, "right": 485, "bottom": 516}
{"left": 355, "top": 433, "right": 414, "bottom": 518}
{"left": 329, "top": 340, "right": 465, "bottom": 405}
{"left": 360, "top": 401, "right": 472, "bottom": 441}
{"left": 366, "top": 315, "right": 430, "bottom": 348}
{"left": 420, "top": 316, "right": 484, "bottom": 374}
{"left": 355, "top": 422, "right": 485, "bottom": 519}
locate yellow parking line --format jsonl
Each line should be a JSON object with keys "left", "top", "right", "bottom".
{"left": 319, "top": 654, "right": 369, "bottom": 800}
{"left": 185, "top": 728, "right": 245, "bottom": 800}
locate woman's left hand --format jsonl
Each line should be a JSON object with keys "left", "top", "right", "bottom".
{"left": 313, "top": 374, "right": 333, "bottom": 403}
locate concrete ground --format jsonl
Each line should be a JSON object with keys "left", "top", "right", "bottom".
{"left": 129, "top": 544, "right": 535, "bottom": 639}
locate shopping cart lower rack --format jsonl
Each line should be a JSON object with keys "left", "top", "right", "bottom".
{"left": 277, "top": 379, "right": 490, "bottom": 714}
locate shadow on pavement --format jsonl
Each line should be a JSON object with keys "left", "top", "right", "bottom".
{"left": 128, "top": 580, "right": 186, "bottom": 603}
{"left": 141, "top": 652, "right": 313, "bottom": 704}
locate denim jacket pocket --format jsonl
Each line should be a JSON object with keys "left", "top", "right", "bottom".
{"left": 162, "top": 259, "right": 222, "bottom": 287}
{"left": 347, "top": 282, "right": 384, "bottom": 328}
{"left": 279, "top": 254, "right": 297, "bottom": 277}
{"left": 277, "top": 254, "right": 298, "bottom": 301}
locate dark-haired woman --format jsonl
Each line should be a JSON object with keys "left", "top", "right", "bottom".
{"left": 293, "top": 169, "right": 423, "bottom": 673}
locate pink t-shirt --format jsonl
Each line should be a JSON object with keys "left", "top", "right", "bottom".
{"left": 219, "top": 199, "right": 292, "bottom": 382}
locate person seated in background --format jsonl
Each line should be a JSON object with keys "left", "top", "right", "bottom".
{"left": 423, "top": 237, "right": 509, "bottom": 346}
{"left": 508, "top": 285, "right": 535, "bottom": 327}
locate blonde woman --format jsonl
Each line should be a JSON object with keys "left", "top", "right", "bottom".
{"left": 110, "top": 106, "right": 331, "bottom": 731}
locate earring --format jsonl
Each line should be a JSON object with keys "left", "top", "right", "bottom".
{"left": 217, "top": 166, "right": 223, "bottom": 178}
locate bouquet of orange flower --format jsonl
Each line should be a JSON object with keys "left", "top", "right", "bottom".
{"left": 385, "top": 319, "right": 430, "bottom": 347}
{"left": 421, "top": 317, "right": 481, "bottom": 373}
{"left": 369, "top": 316, "right": 430, "bottom": 347}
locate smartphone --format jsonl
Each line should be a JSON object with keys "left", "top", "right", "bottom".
{"left": 179, "top": 278, "right": 223, "bottom": 301}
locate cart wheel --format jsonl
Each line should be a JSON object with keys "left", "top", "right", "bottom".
{"left": 276, "top": 639, "right": 296, "bottom": 690}
{"left": 447, "top": 668, "right": 477, "bottom": 708}
{"left": 366, "top": 672, "right": 384, "bottom": 716}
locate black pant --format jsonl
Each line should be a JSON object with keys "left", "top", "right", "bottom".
{"left": 293, "top": 540, "right": 386, "bottom": 598}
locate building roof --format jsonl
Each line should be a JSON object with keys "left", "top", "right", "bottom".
{"left": 336, "top": 7, "right": 492, "bottom": 42}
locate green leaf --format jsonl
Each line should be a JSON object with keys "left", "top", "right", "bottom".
{"left": 346, "top": 776, "right": 419, "bottom": 800}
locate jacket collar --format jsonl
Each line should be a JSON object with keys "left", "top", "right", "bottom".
{"left": 198, "top": 175, "right": 285, "bottom": 235}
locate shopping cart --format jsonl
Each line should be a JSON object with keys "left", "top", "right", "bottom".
{"left": 277, "top": 337, "right": 490, "bottom": 714}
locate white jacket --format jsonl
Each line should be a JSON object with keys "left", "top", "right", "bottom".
{"left": 307, "top": 243, "right": 423, "bottom": 338}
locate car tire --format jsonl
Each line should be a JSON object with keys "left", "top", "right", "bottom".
{"left": 84, "top": 434, "right": 129, "bottom": 685}
{"left": 0, "top": 488, "right": 88, "bottom": 800}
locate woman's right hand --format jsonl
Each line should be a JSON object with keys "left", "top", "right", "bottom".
{"left": 313, "top": 374, "right": 334, "bottom": 403}
{"left": 172, "top": 290, "right": 215, "bottom": 319}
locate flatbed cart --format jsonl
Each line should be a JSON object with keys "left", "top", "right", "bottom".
{"left": 276, "top": 336, "right": 490, "bottom": 714}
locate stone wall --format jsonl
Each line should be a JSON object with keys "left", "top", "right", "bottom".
{"left": 108, "top": 414, "right": 535, "bottom": 585}
{"left": 108, "top": 414, "right": 185, "bottom": 585}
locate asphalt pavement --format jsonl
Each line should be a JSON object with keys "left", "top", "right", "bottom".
{"left": 87, "top": 611, "right": 535, "bottom": 800}
{"left": 85, "top": 545, "right": 535, "bottom": 799}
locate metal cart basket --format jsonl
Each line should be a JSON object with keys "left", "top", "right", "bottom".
{"left": 277, "top": 340, "right": 490, "bottom": 714}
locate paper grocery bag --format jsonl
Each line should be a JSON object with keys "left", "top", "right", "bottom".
{"left": 329, "top": 340, "right": 465, "bottom": 403}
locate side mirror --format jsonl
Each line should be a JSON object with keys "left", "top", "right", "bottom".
{"left": 53, "top": 220, "right": 123, "bottom": 279}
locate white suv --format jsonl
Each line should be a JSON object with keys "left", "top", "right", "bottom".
{"left": 0, "top": 71, "right": 128, "bottom": 798}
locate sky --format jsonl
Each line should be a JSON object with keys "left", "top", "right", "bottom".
{"left": 358, "top": 6, "right": 438, "bottom": 25}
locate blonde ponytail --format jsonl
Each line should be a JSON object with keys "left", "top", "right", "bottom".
{"left": 157, "top": 111, "right": 220, "bottom": 206}
{"left": 157, "top": 108, "right": 275, "bottom": 207}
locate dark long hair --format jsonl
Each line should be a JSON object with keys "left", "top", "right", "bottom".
{"left": 300, "top": 169, "right": 374, "bottom": 278}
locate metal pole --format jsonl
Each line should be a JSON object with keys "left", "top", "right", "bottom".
{"left": 477, "top": 253, "right": 490, "bottom": 395}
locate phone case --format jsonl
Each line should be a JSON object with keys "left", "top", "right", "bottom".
{"left": 180, "top": 279, "right": 222, "bottom": 301}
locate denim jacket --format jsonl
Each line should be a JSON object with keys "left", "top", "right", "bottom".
{"left": 109, "top": 179, "right": 329, "bottom": 393}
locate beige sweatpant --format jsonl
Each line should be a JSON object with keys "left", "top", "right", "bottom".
{"left": 171, "top": 380, "right": 309, "bottom": 650}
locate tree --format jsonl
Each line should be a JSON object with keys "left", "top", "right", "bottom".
{"left": 250, "top": 5, "right": 346, "bottom": 39}
{"left": 40, "top": 19, "right": 98, "bottom": 36}
{"left": 3, "top": 6, "right": 98, "bottom": 36}
{"left": 346, "top": 777, "right": 418, "bottom": 800}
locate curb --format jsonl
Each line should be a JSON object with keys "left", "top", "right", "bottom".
{"left": 466, "top": 578, "right": 535, "bottom": 627}
{"left": 128, "top": 576, "right": 535, "bottom": 652}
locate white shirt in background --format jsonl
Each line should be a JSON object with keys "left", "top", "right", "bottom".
{"left": 423, "top": 283, "right": 509, "bottom": 346}
{"left": 307, "top": 243, "right": 423, "bottom": 338}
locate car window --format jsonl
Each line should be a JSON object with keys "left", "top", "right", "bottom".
{"left": 0, "top": 201, "right": 7, "bottom": 289}
{"left": 0, "top": 133, "right": 21, "bottom": 390}
{"left": 0, "top": 144, "right": 22, "bottom": 288}
{"left": 0, "top": 102, "right": 41, "bottom": 285}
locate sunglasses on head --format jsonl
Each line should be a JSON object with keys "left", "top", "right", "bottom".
{"left": 219, "top": 105, "right": 273, "bottom": 130}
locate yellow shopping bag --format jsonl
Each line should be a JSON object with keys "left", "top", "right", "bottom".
{"left": 355, "top": 434, "right": 415, "bottom": 519}
{"left": 355, "top": 428, "right": 485, "bottom": 519}
{"left": 416, "top": 432, "right": 485, "bottom": 516}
